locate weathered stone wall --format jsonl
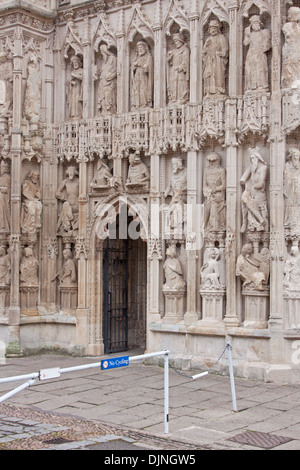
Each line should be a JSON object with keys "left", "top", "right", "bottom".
{"left": 0, "top": 0, "right": 299, "bottom": 382}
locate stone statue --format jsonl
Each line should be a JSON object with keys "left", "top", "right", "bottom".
{"left": 283, "top": 148, "right": 300, "bottom": 233}
{"left": 56, "top": 166, "right": 79, "bottom": 233}
{"left": 283, "top": 245, "right": 300, "bottom": 290}
{"left": 167, "top": 32, "right": 190, "bottom": 105}
{"left": 244, "top": 15, "right": 271, "bottom": 93}
{"left": 91, "top": 159, "right": 114, "bottom": 188}
{"left": 59, "top": 249, "right": 77, "bottom": 285}
{"left": 68, "top": 55, "right": 83, "bottom": 119}
{"left": 203, "top": 19, "right": 228, "bottom": 96}
{"left": 200, "top": 247, "right": 224, "bottom": 289}
{"left": 203, "top": 153, "right": 226, "bottom": 232}
{"left": 240, "top": 148, "right": 268, "bottom": 233}
{"left": 0, "top": 160, "right": 10, "bottom": 233}
{"left": 96, "top": 44, "right": 117, "bottom": 115}
{"left": 282, "top": 6, "right": 300, "bottom": 89}
{"left": 130, "top": 40, "right": 153, "bottom": 110}
{"left": 0, "top": 51, "right": 13, "bottom": 117}
{"left": 164, "top": 157, "right": 187, "bottom": 201}
{"left": 126, "top": 152, "right": 150, "bottom": 187}
{"left": 0, "top": 246, "right": 10, "bottom": 286}
{"left": 24, "top": 55, "right": 42, "bottom": 124}
{"left": 21, "top": 170, "right": 42, "bottom": 236}
{"left": 163, "top": 244, "right": 185, "bottom": 289}
{"left": 236, "top": 243, "right": 266, "bottom": 290}
{"left": 20, "top": 247, "right": 39, "bottom": 286}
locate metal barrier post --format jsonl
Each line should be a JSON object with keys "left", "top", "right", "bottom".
{"left": 227, "top": 341, "right": 237, "bottom": 412}
{"left": 164, "top": 351, "right": 169, "bottom": 434}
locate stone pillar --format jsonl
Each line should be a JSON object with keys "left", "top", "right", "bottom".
{"left": 184, "top": 150, "right": 199, "bottom": 325}
{"left": 268, "top": 0, "right": 285, "bottom": 330}
{"left": 6, "top": 27, "right": 23, "bottom": 356}
{"left": 148, "top": 153, "right": 161, "bottom": 324}
{"left": 75, "top": 123, "right": 89, "bottom": 351}
{"left": 153, "top": 0, "right": 164, "bottom": 108}
{"left": 116, "top": 8, "right": 126, "bottom": 113}
{"left": 223, "top": 2, "right": 240, "bottom": 327}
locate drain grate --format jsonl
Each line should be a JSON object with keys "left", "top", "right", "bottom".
{"left": 43, "top": 437, "right": 73, "bottom": 445}
{"left": 228, "top": 431, "right": 293, "bottom": 449}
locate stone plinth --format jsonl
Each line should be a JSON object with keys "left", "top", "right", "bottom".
{"left": 243, "top": 289, "right": 269, "bottom": 329}
{"left": 59, "top": 284, "right": 77, "bottom": 314}
{"left": 284, "top": 291, "right": 300, "bottom": 329}
{"left": 199, "top": 288, "right": 225, "bottom": 325}
{"left": 163, "top": 287, "right": 186, "bottom": 324}
{"left": 20, "top": 285, "right": 39, "bottom": 316}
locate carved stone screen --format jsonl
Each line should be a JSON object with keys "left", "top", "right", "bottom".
{"left": 0, "top": 0, "right": 299, "bottom": 383}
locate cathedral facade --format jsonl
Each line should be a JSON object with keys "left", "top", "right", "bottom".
{"left": 0, "top": 0, "right": 300, "bottom": 382}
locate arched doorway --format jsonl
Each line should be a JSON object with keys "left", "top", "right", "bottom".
{"left": 102, "top": 205, "right": 147, "bottom": 354}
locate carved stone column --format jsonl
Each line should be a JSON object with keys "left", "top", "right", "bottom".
{"left": 268, "top": 0, "right": 285, "bottom": 331}
{"left": 6, "top": 28, "right": 23, "bottom": 357}
{"left": 184, "top": 150, "right": 199, "bottom": 325}
{"left": 223, "top": 2, "right": 240, "bottom": 327}
{"left": 148, "top": 153, "right": 161, "bottom": 324}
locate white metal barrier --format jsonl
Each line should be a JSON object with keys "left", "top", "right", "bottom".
{"left": 0, "top": 343, "right": 237, "bottom": 434}
{"left": 0, "top": 350, "right": 170, "bottom": 434}
{"left": 191, "top": 342, "right": 237, "bottom": 412}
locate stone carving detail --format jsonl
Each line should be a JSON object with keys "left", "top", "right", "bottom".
{"left": 126, "top": 152, "right": 149, "bottom": 190}
{"left": 21, "top": 170, "right": 42, "bottom": 237}
{"left": 24, "top": 55, "right": 42, "bottom": 124}
{"left": 95, "top": 44, "right": 117, "bottom": 115}
{"left": 284, "top": 148, "right": 300, "bottom": 237}
{"left": 164, "top": 157, "right": 187, "bottom": 201}
{"left": 283, "top": 245, "right": 300, "bottom": 291}
{"left": 240, "top": 148, "right": 268, "bottom": 234}
{"left": 0, "top": 160, "right": 10, "bottom": 233}
{"left": 167, "top": 32, "right": 189, "bottom": 105}
{"left": 163, "top": 244, "right": 185, "bottom": 290}
{"left": 244, "top": 15, "right": 271, "bottom": 93}
{"left": 0, "top": 51, "right": 13, "bottom": 118}
{"left": 59, "top": 248, "right": 77, "bottom": 285}
{"left": 203, "top": 152, "right": 226, "bottom": 232}
{"left": 200, "top": 247, "right": 225, "bottom": 290}
{"left": 130, "top": 40, "right": 153, "bottom": 110}
{"left": 236, "top": 243, "right": 269, "bottom": 291}
{"left": 0, "top": 245, "right": 10, "bottom": 286}
{"left": 67, "top": 55, "right": 83, "bottom": 120}
{"left": 56, "top": 166, "right": 79, "bottom": 234}
{"left": 282, "top": 6, "right": 300, "bottom": 89}
{"left": 203, "top": 19, "right": 228, "bottom": 97}
{"left": 20, "top": 247, "right": 39, "bottom": 286}
{"left": 91, "top": 159, "right": 114, "bottom": 190}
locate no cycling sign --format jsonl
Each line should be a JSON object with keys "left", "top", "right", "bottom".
{"left": 101, "top": 356, "right": 129, "bottom": 370}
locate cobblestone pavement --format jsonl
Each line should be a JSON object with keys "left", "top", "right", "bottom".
{"left": 1, "top": 351, "right": 300, "bottom": 451}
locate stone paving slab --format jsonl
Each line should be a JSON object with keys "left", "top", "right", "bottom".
{"left": 1, "top": 352, "right": 300, "bottom": 450}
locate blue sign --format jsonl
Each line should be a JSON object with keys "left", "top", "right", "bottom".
{"left": 101, "top": 356, "right": 129, "bottom": 370}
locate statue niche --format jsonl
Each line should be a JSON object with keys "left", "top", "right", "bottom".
{"left": 243, "top": 15, "right": 271, "bottom": 93}
{"left": 94, "top": 43, "right": 117, "bottom": 115}
{"left": 67, "top": 54, "right": 83, "bottom": 120}
{"left": 56, "top": 166, "right": 79, "bottom": 235}
{"left": 203, "top": 19, "right": 228, "bottom": 97}
{"left": 167, "top": 31, "right": 190, "bottom": 105}
{"left": 130, "top": 40, "right": 153, "bottom": 110}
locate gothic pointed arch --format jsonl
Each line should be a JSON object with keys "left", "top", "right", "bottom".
{"left": 200, "top": 0, "right": 229, "bottom": 26}
{"left": 163, "top": 0, "right": 190, "bottom": 36}
{"left": 127, "top": 3, "right": 154, "bottom": 44}
{"left": 92, "top": 12, "right": 117, "bottom": 52}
